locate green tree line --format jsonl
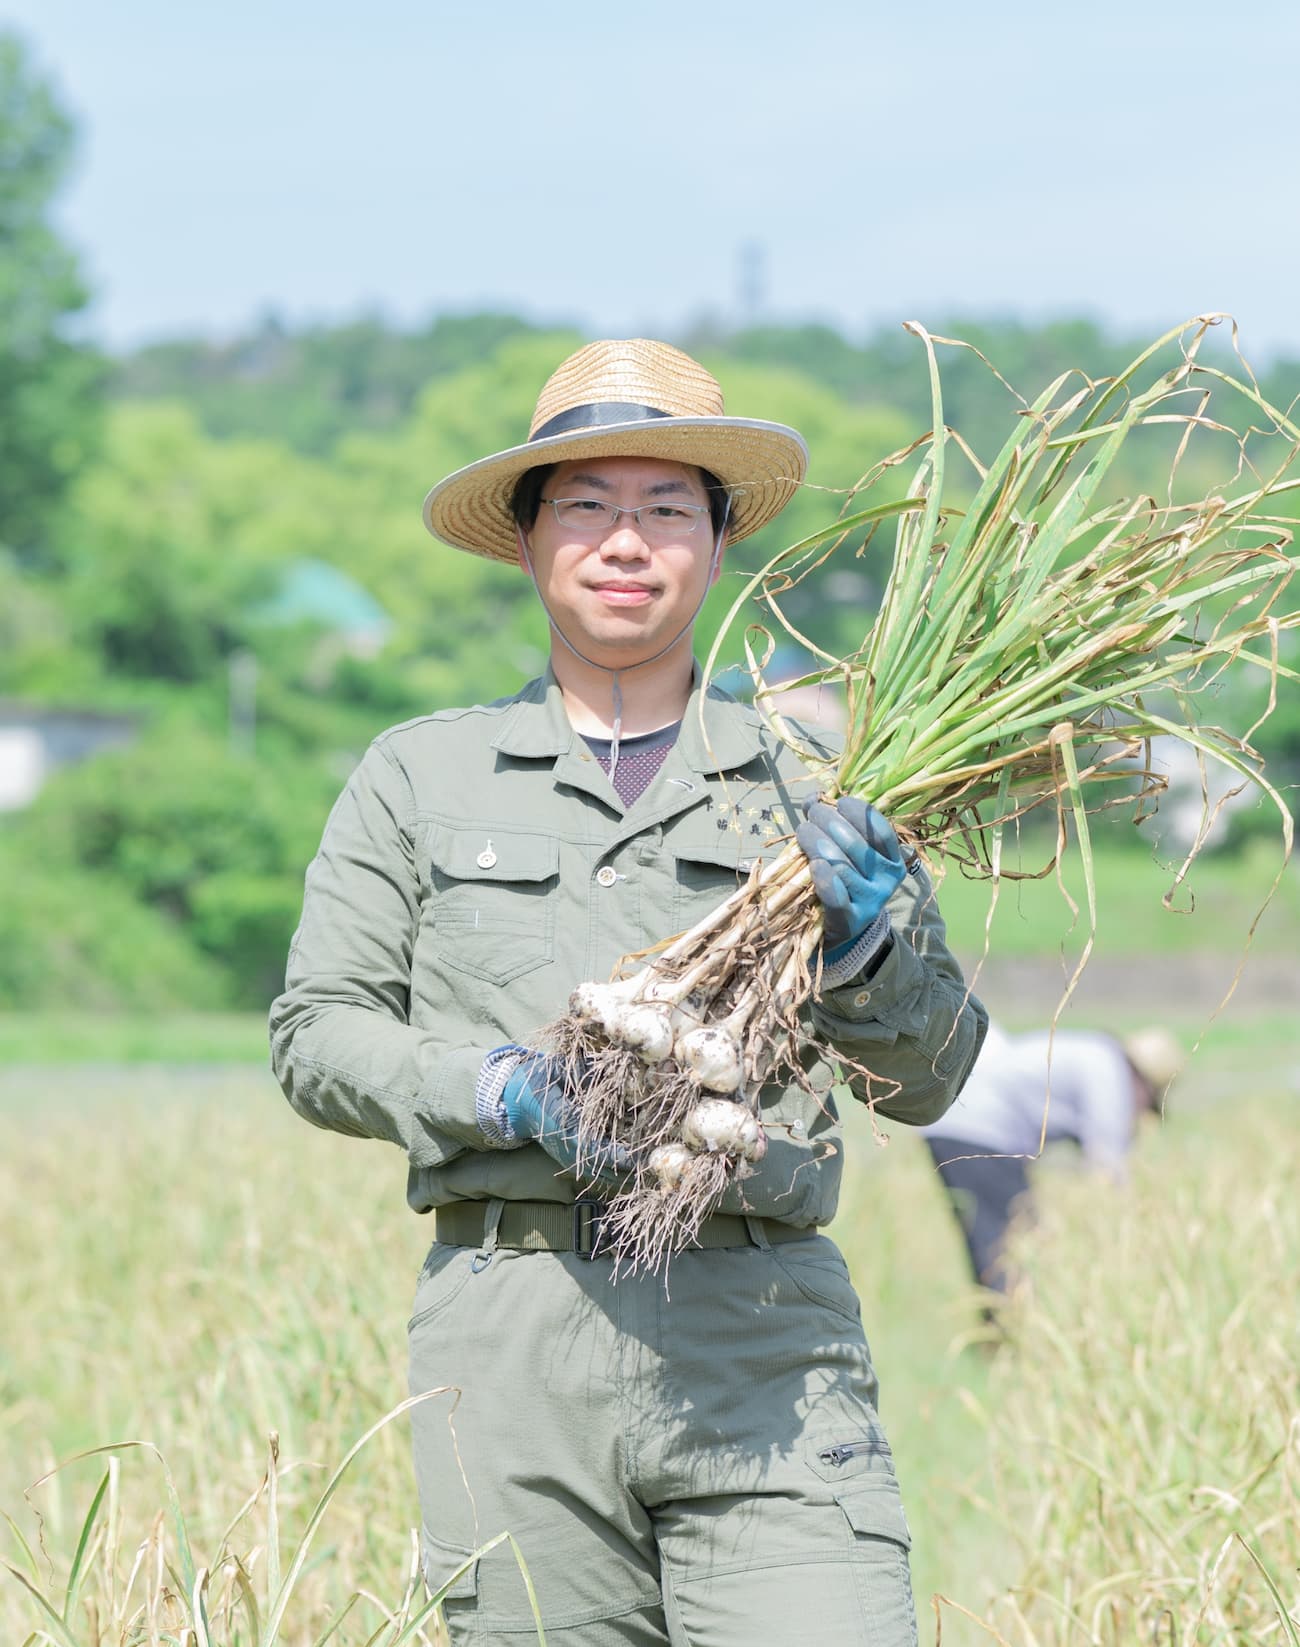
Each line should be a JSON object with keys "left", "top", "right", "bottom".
{"left": 2, "top": 29, "right": 1295, "bottom": 1012}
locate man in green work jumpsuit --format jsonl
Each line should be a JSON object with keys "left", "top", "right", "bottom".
{"left": 271, "top": 338, "right": 987, "bottom": 1645}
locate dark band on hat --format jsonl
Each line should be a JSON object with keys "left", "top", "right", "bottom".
{"left": 530, "top": 402, "right": 671, "bottom": 442}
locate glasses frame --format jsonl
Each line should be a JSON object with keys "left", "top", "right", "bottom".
{"left": 540, "top": 496, "right": 710, "bottom": 538}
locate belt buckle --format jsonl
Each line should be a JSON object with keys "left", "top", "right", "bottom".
{"left": 572, "top": 1198, "right": 608, "bottom": 1259}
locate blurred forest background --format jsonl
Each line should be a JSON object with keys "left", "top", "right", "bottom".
{"left": 3, "top": 30, "right": 1298, "bottom": 1017}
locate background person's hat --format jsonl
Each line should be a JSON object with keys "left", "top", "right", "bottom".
{"left": 1122, "top": 1026, "right": 1185, "bottom": 1093}
{"left": 423, "top": 338, "right": 809, "bottom": 564}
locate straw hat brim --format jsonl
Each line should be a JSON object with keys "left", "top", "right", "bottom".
{"left": 422, "top": 416, "right": 809, "bottom": 564}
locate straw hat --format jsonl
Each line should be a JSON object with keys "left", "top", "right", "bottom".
{"left": 422, "top": 338, "right": 809, "bottom": 564}
{"left": 1122, "top": 1026, "right": 1184, "bottom": 1092}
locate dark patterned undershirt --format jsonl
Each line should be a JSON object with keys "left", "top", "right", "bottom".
{"left": 581, "top": 721, "right": 682, "bottom": 807}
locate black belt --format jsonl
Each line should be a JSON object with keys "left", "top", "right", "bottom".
{"left": 435, "top": 1198, "right": 816, "bottom": 1260}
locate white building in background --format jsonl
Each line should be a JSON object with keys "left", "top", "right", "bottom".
{"left": 0, "top": 703, "right": 140, "bottom": 812}
{"left": 0, "top": 559, "right": 394, "bottom": 812}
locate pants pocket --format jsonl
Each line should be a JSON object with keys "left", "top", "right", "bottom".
{"left": 770, "top": 1237, "right": 865, "bottom": 1329}
{"left": 837, "top": 1483, "right": 918, "bottom": 1647}
{"left": 407, "top": 1243, "right": 474, "bottom": 1335}
{"left": 661, "top": 1484, "right": 917, "bottom": 1647}
{"left": 420, "top": 1524, "right": 479, "bottom": 1603}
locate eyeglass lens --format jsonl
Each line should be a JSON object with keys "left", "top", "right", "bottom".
{"left": 546, "top": 498, "right": 705, "bottom": 537}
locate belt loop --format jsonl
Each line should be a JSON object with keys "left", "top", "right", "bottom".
{"left": 472, "top": 1198, "right": 505, "bottom": 1272}
{"left": 743, "top": 1215, "right": 772, "bottom": 1252}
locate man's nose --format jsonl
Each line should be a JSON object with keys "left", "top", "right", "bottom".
{"left": 599, "top": 514, "right": 651, "bottom": 558}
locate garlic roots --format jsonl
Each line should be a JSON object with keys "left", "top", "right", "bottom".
{"left": 543, "top": 850, "right": 818, "bottom": 1271}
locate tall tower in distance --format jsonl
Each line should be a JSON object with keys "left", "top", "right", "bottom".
{"left": 737, "top": 239, "right": 766, "bottom": 329}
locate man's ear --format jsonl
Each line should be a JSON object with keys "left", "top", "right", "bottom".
{"left": 515, "top": 525, "right": 535, "bottom": 578}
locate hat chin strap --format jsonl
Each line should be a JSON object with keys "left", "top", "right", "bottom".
{"left": 516, "top": 498, "right": 730, "bottom": 786}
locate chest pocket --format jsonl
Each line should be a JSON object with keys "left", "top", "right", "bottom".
{"left": 672, "top": 836, "right": 756, "bottom": 932}
{"left": 429, "top": 826, "right": 559, "bottom": 986}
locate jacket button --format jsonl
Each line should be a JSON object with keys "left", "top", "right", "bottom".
{"left": 476, "top": 848, "right": 497, "bottom": 870}
{"left": 853, "top": 989, "right": 871, "bottom": 1007}
{"left": 595, "top": 865, "right": 618, "bottom": 888}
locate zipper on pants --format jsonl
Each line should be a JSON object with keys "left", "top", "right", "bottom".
{"left": 819, "top": 1441, "right": 877, "bottom": 1467}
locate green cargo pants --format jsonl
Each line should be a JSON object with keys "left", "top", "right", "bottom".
{"left": 408, "top": 1204, "right": 918, "bottom": 1645}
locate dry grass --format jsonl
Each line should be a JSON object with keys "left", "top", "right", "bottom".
{"left": 1, "top": 1012, "right": 1296, "bottom": 1643}
{"left": 976, "top": 1109, "right": 1299, "bottom": 1644}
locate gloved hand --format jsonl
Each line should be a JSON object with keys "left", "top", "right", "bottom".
{"left": 497, "top": 1053, "right": 631, "bottom": 1181}
{"left": 795, "top": 796, "right": 906, "bottom": 963}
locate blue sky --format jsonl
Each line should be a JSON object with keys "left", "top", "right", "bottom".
{"left": 10, "top": 0, "right": 1300, "bottom": 357}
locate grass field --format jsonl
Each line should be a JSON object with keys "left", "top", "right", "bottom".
{"left": 1, "top": 845, "right": 1297, "bottom": 1643}
{"left": 933, "top": 834, "right": 1299, "bottom": 959}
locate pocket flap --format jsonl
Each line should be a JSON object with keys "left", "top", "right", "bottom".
{"left": 835, "top": 1485, "right": 912, "bottom": 1550}
{"left": 431, "top": 826, "right": 559, "bottom": 884}
{"left": 421, "top": 1526, "right": 479, "bottom": 1601}
{"left": 674, "top": 839, "right": 755, "bottom": 874}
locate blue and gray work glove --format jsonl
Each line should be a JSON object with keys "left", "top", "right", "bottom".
{"left": 795, "top": 796, "right": 907, "bottom": 985}
{"left": 475, "top": 1046, "right": 630, "bottom": 1181}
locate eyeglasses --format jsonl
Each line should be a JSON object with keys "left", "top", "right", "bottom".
{"left": 540, "top": 496, "right": 709, "bottom": 539}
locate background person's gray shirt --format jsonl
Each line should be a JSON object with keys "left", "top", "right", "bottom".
{"left": 919, "top": 1022, "right": 1135, "bottom": 1172}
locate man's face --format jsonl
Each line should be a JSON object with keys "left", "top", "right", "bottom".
{"left": 518, "top": 456, "right": 724, "bottom": 669}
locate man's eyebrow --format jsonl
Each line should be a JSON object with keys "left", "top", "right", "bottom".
{"left": 557, "top": 472, "right": 702, "bottom": 499}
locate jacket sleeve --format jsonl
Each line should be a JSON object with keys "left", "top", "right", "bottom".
{"left": 268, "top": 739, "right": 489, "bottom": 1168}
{"left": 808, "top": 859, "right": 987, "bottom": 1127}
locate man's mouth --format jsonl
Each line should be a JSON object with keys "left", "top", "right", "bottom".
{"left": 589, "top": 582, "right": 657, "bottom": 606}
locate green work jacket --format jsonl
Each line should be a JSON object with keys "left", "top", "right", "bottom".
{"left": 269, "top": 668, "right": 987, "bottom": 1226}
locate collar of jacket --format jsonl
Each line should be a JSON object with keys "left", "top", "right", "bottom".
{"left": 489, "top": 664, "right": 767, "bottom": 774}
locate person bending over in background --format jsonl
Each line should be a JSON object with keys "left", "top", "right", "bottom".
{"left": 920, "top": 1020, "right": 1182, "bottom": 1296}
{"left": 270, "top": 338, "right": 987, "bottom": 1647}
